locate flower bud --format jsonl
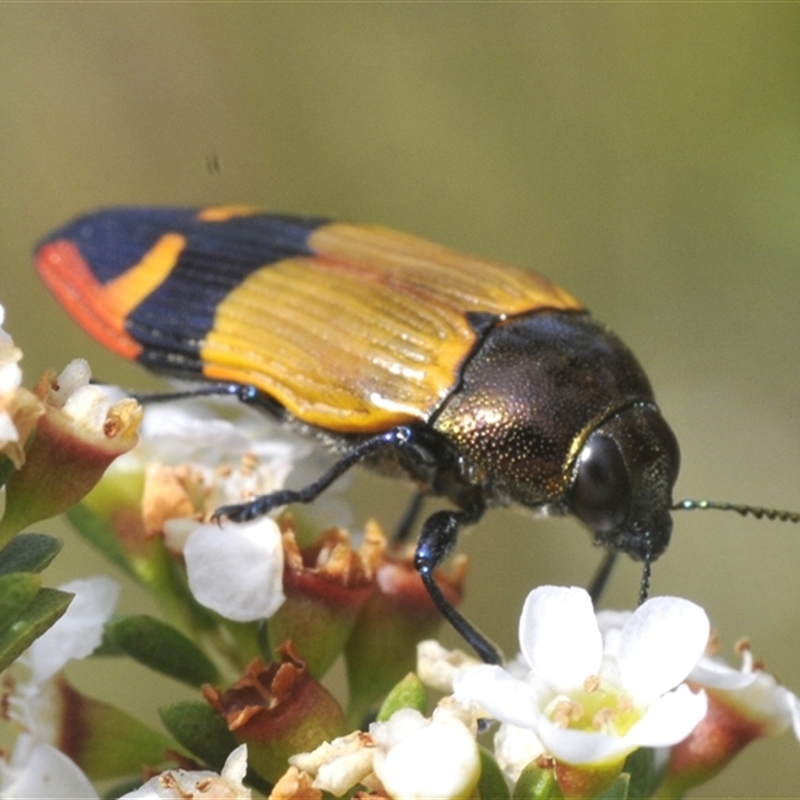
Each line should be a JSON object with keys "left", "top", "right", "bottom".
{"left": 203, "top": 644, "right": 347, "bottom": 784}
{"left": 268, "top": 521, "right": 375, "bottom": 678}
{"left": 1, "top": 361, "right": 140, "bottom": 540}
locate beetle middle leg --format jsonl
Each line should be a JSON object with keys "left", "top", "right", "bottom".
{"left": 414, "top": 499, "right": 503, "bottom": 665}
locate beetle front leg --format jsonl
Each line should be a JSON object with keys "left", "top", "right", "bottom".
{"left": 415, "top": 505, "right": 503, "bottom": 665}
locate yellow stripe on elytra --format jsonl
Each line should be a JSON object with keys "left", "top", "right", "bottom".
{"left": 102, "top": 233, "right": 186, "bottom": 317}
{"left": 309, "top": 223, "right": 583, "bottom": 315}
{"left": 200, "top": 255, "right": 476, "bottom": 432}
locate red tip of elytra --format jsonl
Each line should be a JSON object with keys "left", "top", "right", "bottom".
{"left": 36, "top": 240, "right": 142, "bottom": 360}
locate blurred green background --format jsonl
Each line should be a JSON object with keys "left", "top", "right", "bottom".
{"left": 2, "top": 5, "right": 800, "bottom": 796}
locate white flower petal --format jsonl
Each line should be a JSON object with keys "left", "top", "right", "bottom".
{"left": 371, "top": 707, "right": 428, "bottom": 749}
{"left": 0, "top": 413, "right": 19, "bottom": 443}
{"left": 690, "top": 654, "right": 757, "bottom": 690}
{"left": 689, "top": 644, "right": 800, "bottom": 739}
{"left": 416, "top": 640, "right": 482, "bottom": 693}
{"left": 520, "top": 586, "right": 602, "bottom": 691}
{"left": 139, "top": 404, "right": 254, "bottom": 464}
{"left": 0, "top": 361, "right": 22, "bottom": 394}
{"left": 595, "top": 609, "right": 632, "bottom": 657}
{"left": 535, "top": 714, "right": 632, "bottom": 765}
{"left": 722, "top": 672, "right": 796, "bottom": 737}
{"left": 313, "top": 748, "right": 375, "bottom": 796}
{"left": 0, "top": 742, "right": 98, "bottom": 799}
{"left": 534, "top": 687, "right": 704, "bottom": 767}
{"left": 788, "top": 690, "right": 800, "bottom": 742}
{"left": 289, "top": 730, "right": 375, "bottom": 795}
{"left": 220, "top": 745, "right": 249, "bottom": 786}
{"left": 454, "top": 665, "right": 543, "bottom": 728}
{"left": 184, "top": 518, "right": 285, "bottom": 622}
{"left": 494, "top": 722, "right": 545, "bottom": 784}
{"left": 617, "top": 596, "right": 709, "bottom": 704}
{"left": 51, "top": 360, "right": 92, "bottom": 408}
{"left": 0, "top": 304, "right": 23, "bottom": 393}
{"left": 137, "top": 397, "right": 310, "bottom": 470}
{"left": 624, "top": 684, "right": 708, "bottom": 748}
{"left": 121, "top": 746, "right": 250, "bottom": 799}
{"left": 372, "top": 711, "right": 480, "bottom": 800}
{"left": 28, "top": 576, "right": 120, "bottom": 684}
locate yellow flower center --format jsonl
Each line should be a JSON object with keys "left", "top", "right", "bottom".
{"left": 547, "top": 675, "right": 642, "bottom": 736}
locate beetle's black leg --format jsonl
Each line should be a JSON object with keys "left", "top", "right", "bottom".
{"left": 414, "top": 503, "right": 503, "bottom": 665}
{"left": 130, "top": 382, "right": 263, "bottom": 406}
{"left": 587, "top": 549, "right": 618, "bottom": 606}
{"left": 393, "top": 491, "right": 425, "bottom": 544}
{"left": 214, "top": 426, "right": 416, "bottom": 523}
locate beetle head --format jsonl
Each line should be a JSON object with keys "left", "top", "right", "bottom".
{"left": 568, "top": 403, "right": 680, "bottom": 562}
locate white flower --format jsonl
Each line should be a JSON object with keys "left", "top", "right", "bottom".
{"left": 416, "top": 639, "right": 483, "bottom": 694}
{"left": 25, "top": 576, "right": 120, "bottom": 685}
{"left": 0, "top": 304, "right": 43, "bottom": 469}
{"left": 117, "top": 397, "right": 310, "bottom": 485}
{"left": 454, "top": 586, "right": 709, "bottom": 768}
{"left": 120, "top": 744, "right": 251, "bottom": 799}
{"left": 41, "top": 360, "right": 141, "bottom": 449}
{"left": 287, "top": 698, "right": 480, "bottom": 799}
{"left": 654, "top": 640, "right": 800, "bottom": 793}
{"left": 0, "top": 576, "right": 120, "bottom": 798}
{"left": 690, "top": 641, "right": 800, "bottom": 741}
{"left": 0, "top": 742, "right": 98, "bottom": 799}
{"left": 104, "top": 395, "right": 343, "bottom": 542}
{"left": 493, "top": 722, "right": 546, "bottom": 784}
{"left": 371, "top": 702, "right": 481, "bottom": 800}
{"left": 0, "top": 304, "right": 22, "bottom": 394}
{"left": 289, "top": 730, "right": 375, "bottom": 796}
{"left": 183, "top": 517, "right": 285, "bottom": 622}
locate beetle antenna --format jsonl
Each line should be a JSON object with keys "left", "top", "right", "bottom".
{"left": 672, "top": 499, "right": 800, "bottom": 524}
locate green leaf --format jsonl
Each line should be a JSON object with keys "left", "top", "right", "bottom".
{"left": 0, "top": 532, "right": 63, "bottom": 576}
{"left": 376, "top": 672, "right": 427, "bottom": 722}
{"left": 622, "top": 748, "right": 663, "bottom": 798}
{"left": 107, "top": 615, "right": 221, "bottom": 687}
{"left": 0, "top": 586, "right": 73, "bottom": 672}
{"left": 91, "top": 622, "right": 127, "bottom": 656}
{"left": 513, "top": 761, "right": 564, "bottom": 800}
{"left": 596, "top": 772, "right": 630, "bottom": 800}
{"left": 0, "top": 572, "right": 41, "bottom": 633}
{"left": 160, "top": 701, "right": 238, "bottom": 772}
{"left": 478, "top": 746, "right": 511, "bottom": 800}
{"left": 0, "top": 452, "right": 17, "bottom": 490}
{"left": 159, "top": 701, "right": 274, "bottom": 795}
{"left": 58, "top": 684, "right": 179, "bottom": 781}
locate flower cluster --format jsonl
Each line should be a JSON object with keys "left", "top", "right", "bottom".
{"left": 0, "top": 300, "right": 799, "bottom": 799}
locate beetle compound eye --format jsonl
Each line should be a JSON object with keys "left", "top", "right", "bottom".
{"left": 570, "top": 432, "right": 632, "bottom": 534}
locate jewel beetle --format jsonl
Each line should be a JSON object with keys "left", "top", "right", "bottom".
{"left": 35, "top": 206, "right": 793, "bottom": 665}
